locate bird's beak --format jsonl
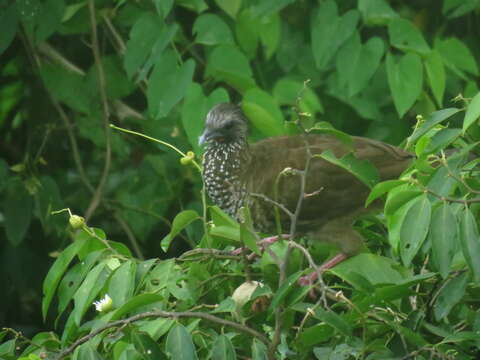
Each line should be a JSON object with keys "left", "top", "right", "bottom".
{"left": 199, "top": 129, "right": 222, "bottom": 146}
{"left": 198, "top": 130, "right": 209, "bottom": 146}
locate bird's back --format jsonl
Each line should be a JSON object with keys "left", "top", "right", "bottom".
{"left": 247, "top": 134, "right": 412, "bottom": 232}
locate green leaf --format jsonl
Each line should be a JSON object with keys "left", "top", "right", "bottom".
{"left": 242, "top": 88, "right": 284, "bottom": 137}
{"left": 148, "top": 51, "right": 195, "bottom": 119}
{"left": 76, "top": 342, "right": 103, "bottom": 360}
{"left": 251, "top": 0, "right": 295, "bottom": 17}
{"left": 235, "top": 8, "right": 259, "bottom": 58}
{"left": 211, "top": 335, "right": 236, "bottom": 360}
{"left": 459, "top": 207, "right": 480, "bottom": 282}
{"left": 206, "top": 44, "right": 255, "bottom": 92}
{"left": 311, "top": 1, "right": 359, "bottom": 69}
{"left": 132, "top": 331, "right": 166, "bottom": 360}
{"left": 239, "top": 208, "right": 261, "bottom": 255}
{"left": 36, "top": 0, "right": 64, "bottom": 43}
{"left": 408, "top": 108, "right": 460, "bottom": 144}
{"left": 424, "top": 50, "right": 446, "bottom": 107}
{"left": 313, "top": 308, "right": 352, "bottom": 336}
{"left": 386, "top": 52, "right": 423, "bottom": 118}
{"left": 268, "top": 271, "right": 303, "bottom": 315}
{"left": 259, "top": 14, "right": 280, "bottom": 59}
{"left": 251, "top": 339, "right": 267, "bottom": 360}
{"left": 57, "top": 250, "right": 105, "bottom": 318}
{"left": 73, "top": 263, "right": 111, "bottom": 325}
{"left": 436, "top": 37, "right": 478, "bottom": 76}
{"left": 318, "top": 150, "right": 379, "bottom": 188}
{"left": 161, "top": 210, "right": 200, "bottom": 252}
{"left": 331, "top": 254, "right": 405, "bottom": 285}
{"left": 463, "top": 92, "right": 480, "bottom": 132}
{"left": 111, "top": 294, "right": 164, "bottom": 321}
{"left": 431, "top": 203, "right": 457, "bottom": 278}
{"left": 193, "top": 14, "right": 234, "bottom": 45}
{"left": 400, "top": 194, "right": 432, "bottom": 266}
{"left": 124, "top": 13, "right": 165, "bottom": 79}
{"left": 165, "top": 324, "right": 198, "bottom": 360}
{"left": 384, "top": 184, "right": 422, "bottom": 216}
{"left": 336, "top": 34, "right": 384, "bottom": 97}
{"left": 214, "top": 0, "right": 241, "bottom": 18}
{"left": 366, "top": 180, "right": 407, "bottom": 207}
{"left": 443, "top": 0, "right": 479, "bottom": 18}
{"left": 108, "top": 260, "right": 136, "bottom": 308}
{"left": 153, "top": 0, "right": 174, "bottom": 18}
{"left": 4, "top": 178, "right": 33, "bottom": 246}
{"left": 273, "top": 78, "right": 323, "bottom": 115}
{"left": 388, "top": 17, "right": 430, "bottom": 55}
{"left": 40, "top": 63, "right": 91, "bottom": 113}
{"left": 42, "top": 238, "right": 86, "bottom": 320}
{"left": 358, "top": 0, "right": 397, "bottom": 25}
{"left": 0, "top": 3, "right": 19, "bottom": 55}
{"left": 434, "top": 272, "right": 469, "bottom": 320}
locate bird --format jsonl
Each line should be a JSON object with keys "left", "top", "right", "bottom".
{"left": 199, "top": 103, "right": 412, "bottom": 273}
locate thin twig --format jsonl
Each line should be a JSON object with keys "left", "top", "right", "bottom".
{"left": 84, "top": 0, "right": 112, "bottom": 221}
{"left": 250, "top": 193, "right": 294, "bottom": 218}
{"left": 54, "top": 310, "right": 271, "bottom": 359}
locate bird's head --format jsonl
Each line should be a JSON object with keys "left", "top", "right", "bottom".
{"left": 199, "top": 103, "right": 248, "bottom": 146}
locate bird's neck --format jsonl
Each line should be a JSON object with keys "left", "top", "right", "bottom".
{"left": 203, "top": 138, "right": 250, "bottom": 219}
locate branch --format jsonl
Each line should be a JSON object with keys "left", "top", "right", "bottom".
{"left": 84, "top": 0, "right": 112, "bottom": 221}
{"left": 54, "top": 310, "right": 271, "bottom": 360}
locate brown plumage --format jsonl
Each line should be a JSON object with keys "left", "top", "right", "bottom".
{"left": 200, "top": 103, "right": 412, "bottom": 261}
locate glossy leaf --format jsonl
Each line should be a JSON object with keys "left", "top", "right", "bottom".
{"left": 161, "top": 210, "right": 200, "bottom": 252}
{"left": 165, "top": 324, "right": 198, "bottom": 360}
{"left": 431, "top": 203, "right": 457, "bottom": 278}
{"left": 400, "top": 194, "right": 432, "bottom": 266}
{"left": 459, "top": 207, "right": 480, "bottom": 282}
{"left": 386, "top": 52, "right": 423, "bottom": 118}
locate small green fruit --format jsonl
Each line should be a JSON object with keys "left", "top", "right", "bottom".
{"left": 69, "top": 215, "right": 85, "bottom": 229}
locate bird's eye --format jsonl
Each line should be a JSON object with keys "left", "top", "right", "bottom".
{"left": 224, "top": 122, "right": 234, "bottom": 130}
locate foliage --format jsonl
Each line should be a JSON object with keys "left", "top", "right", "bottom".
{"left": 1, "top": 0, "right": 480, "bottom": 359}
